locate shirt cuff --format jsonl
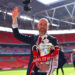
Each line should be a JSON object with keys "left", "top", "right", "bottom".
{"left": 12, "top": 24, "right": 18, "bottom": 28}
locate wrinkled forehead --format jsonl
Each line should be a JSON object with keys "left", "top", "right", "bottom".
{"left": 39, "top": 18, "right": 49, "bottom": 25}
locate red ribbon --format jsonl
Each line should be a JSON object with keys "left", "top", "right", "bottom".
{"left": 29, "top": 46, "right": 59, "bottom": 75}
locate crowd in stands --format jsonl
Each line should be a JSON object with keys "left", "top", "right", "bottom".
{"left": 0, "top": 47, "right": 30, "bottom": 53}
{"left": 0, "top": 31, "right": 75, "bottom": 69}
{"left": 0, "top": 31, "right": 75, "bottom": 43}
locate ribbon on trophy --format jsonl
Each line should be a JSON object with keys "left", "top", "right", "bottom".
{"left": 29, "top": 45, "right": 59, "bottom": 75}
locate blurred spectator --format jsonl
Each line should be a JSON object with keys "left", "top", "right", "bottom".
{"left": 56, "top": 45, "right": 67, "bottom": 75}
{"left": 71, "top": 49, "right": 75, "bottom": 69}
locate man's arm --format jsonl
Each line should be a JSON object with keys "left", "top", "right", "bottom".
{"left": 12, "top": 28, "right": 34, "bottom": 44}
{"left": 12, "top": 7, "right": 34, "bottom": 44}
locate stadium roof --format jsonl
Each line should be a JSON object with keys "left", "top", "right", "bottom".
{"left": 0, "top": 0, "right": 75, "bottom": 33}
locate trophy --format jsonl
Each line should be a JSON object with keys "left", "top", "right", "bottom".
{"left": 38, "top": 42, "right": 54, "bottom": 56}
{"left": 31, "top": 39, "right": 59, "bottom": 75}
{"left": 32, "top": 38, "right": 54, "bottom": 57}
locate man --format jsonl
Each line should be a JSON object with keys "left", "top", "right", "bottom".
{"left": 56, "top": 45, "right": 67, "bottom": 75}
{"left": 71, "top": 49, "right": 75, "bottom": 69}
{"left": 12, "top": 7, "right": 59, "bottom": 75}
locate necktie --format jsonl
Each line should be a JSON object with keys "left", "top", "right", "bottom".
{"left": 38, "top": 36, "right": 42, "bottom": 45}
{"left": 37, "top": 36, "right": 42, "bottom": 56}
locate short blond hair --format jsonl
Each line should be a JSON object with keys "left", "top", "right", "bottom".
{"left": 39, "top": 18, "right": 49, "bottom": 25}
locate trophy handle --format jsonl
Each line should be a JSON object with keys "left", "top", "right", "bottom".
{"left": 32, "top": 45, "right": 38, "bottom": 52}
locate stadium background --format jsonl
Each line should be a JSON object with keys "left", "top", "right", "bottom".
{"left": 0, "top": 0, "right": 75, "bottom": 75}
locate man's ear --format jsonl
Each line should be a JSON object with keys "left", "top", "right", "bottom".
{"left": 37, "top": 24, "right": 39, "bottom": 29}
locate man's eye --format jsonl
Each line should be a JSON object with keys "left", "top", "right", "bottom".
{"left": 39, "top": 23, "right": 42, "bottom": 25}
{"left": 44, "top": 23, "right": 47, "bottom": 26}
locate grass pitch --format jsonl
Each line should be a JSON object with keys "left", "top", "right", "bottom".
{"left": 0, "top": 64, "right": 74, "bottom": 75}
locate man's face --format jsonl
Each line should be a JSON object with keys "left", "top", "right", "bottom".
{"left": 37, "top": 19, "right": 49, "bottom": 35}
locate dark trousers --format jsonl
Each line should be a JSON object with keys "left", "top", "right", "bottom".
{"left": 73, "top": 60, "right": 75, "bottom": 68}
{"left": 31, "top": 72, "right": 46, "bottom": 75}
{"left": 56, "top": 67, "right": 64, "bottom": 75}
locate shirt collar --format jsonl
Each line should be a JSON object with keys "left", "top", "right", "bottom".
{"left": 39, "top": 34, "right": 48, "bottom": 40}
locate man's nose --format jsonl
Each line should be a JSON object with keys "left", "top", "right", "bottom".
{"left": 41, "top": 24, "right": 45, "bottom": 27}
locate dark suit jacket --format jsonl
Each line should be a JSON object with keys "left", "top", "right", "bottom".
{"left": 57, "top": 49, "right": 67, "bottom": 68}
{"left": 12, "top": 28, "right": 58, "bottom": 75}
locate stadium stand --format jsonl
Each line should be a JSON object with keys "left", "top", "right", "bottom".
{"left": 0, "top": 31, "right": 75, "bottom": 43}
{"left": 0, "top": 55, "right": 30, "bottom": 69}
{"left": 52, "top": 34, "right": 63, "bottom": 43}
{"left": 0, "top": 31, "right": 23, "bottom": 44}
{"left": 64, "top": 34, "right": 75, "bottom": 42}
{"left": 0, "top": 31, "right": 75, "bottom": 69}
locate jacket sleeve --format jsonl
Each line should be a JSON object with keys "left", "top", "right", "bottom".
{"left": 51, "top": 37, "right": 59, "bottom": 46}
{"left": 59, "top": 50, "right": 67, "bottom": 63}
{"left": 54, "top": 38, "right": 59, "bottom": 46}
{"left": 12, "top": 28, "right": 34, "bottom": 44}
